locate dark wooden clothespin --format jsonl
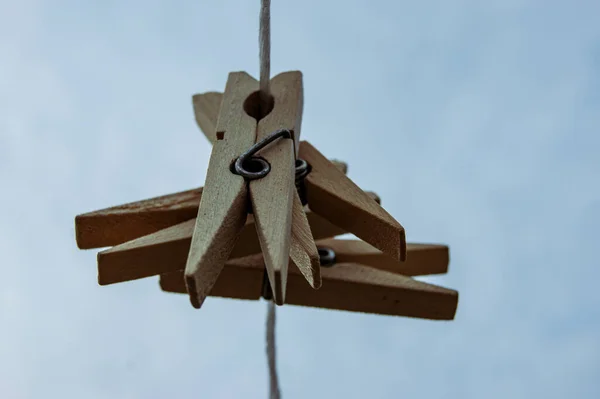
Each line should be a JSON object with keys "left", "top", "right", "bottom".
{"left": 159, "top": 238, "right": 456, "bottom": 320}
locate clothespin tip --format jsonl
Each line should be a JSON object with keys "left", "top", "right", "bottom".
{"left": 185, "top": 276, "right": 203, "bottom": 309}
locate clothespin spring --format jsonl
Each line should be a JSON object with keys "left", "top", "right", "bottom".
{"left": 233, "top": 128, "right": 295, "bottom": 180}
{"left": 232, "top": 128, "right": 313, "bottom": 210}
{"left": 294, "top": 158, "right": 311, "bottom": 206}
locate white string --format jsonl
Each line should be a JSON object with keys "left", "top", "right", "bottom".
{"left": 260, "top": 3, "right": 280, "bottom": 398}
{"left": 266, "top": 300, "right": 280, "bottom": 399}
{"left": 259, "top": 0, "right": 271, "bottom": 99}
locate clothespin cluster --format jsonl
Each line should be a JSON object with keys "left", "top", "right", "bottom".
{"left": 75, "top": 71, "right": 458, "bottom": 320}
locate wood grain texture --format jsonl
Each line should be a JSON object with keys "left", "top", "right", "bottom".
{"left": 300, "top": 140, "right": 407, "bottom": 262}
{"left": 75, "top": 187, "right": 202, "bottom": 249}
{"left": 289, "top": 192, "right": 321, "bottom": 289}
{"left": 184, "top": 72, "right": 258, "bottom": 309}
{"left": 192, "top": 91, "right": 223, "bottom": 144}
{"left": 317, "top": 238, "right": 449, "bottom": 277}
{"left": 159, "top": 252, "right": 458, "bottom": 320}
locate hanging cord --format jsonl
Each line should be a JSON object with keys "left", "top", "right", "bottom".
{"left": 266, "top": 300, "right": 280, "bottom": 399}
{"left": 259, "top": 0, "right": 271, "bottom": 102}
{"left": 259, "top": 2, "right": 280, "bottom": 398}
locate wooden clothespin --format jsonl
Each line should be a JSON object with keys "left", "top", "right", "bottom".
{"left": 159, "top": 238, "right": 457, "bottom": 320}
{"left": 184, "top": 71, "right": 406, "bottom": 309}
{"left": 184, "top": 71, "right": 316, "bottom": 308}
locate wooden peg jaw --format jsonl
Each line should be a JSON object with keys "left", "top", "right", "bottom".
{"left": 247, "top": 72, "right": 305, "bottom": 304}
{"left": 184, "top": 72, "right": 258, "bottom": 309}
{"left": 299, "top": 140, "right": 407, "bottom": 262}
{"left": 290, "top": 193, "right": 322, "bottom": 289}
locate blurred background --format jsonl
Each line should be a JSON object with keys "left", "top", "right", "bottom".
{"left": 1, "top": 1, "right": 599, "bottom": 398}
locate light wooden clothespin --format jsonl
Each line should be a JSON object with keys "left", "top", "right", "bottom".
{"left": 183, "top": 71, "right": 406, "bottom": 308}
{"left": 184, "top": 71, "right": 314, "bottom": 308}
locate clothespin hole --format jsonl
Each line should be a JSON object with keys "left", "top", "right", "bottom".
{"left": 243, "top": 90, "right": 275, "bottom": 121}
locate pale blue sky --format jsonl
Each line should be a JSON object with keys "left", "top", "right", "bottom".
{"left": 2, "top": 1, "right": 599, "bottom": 398}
